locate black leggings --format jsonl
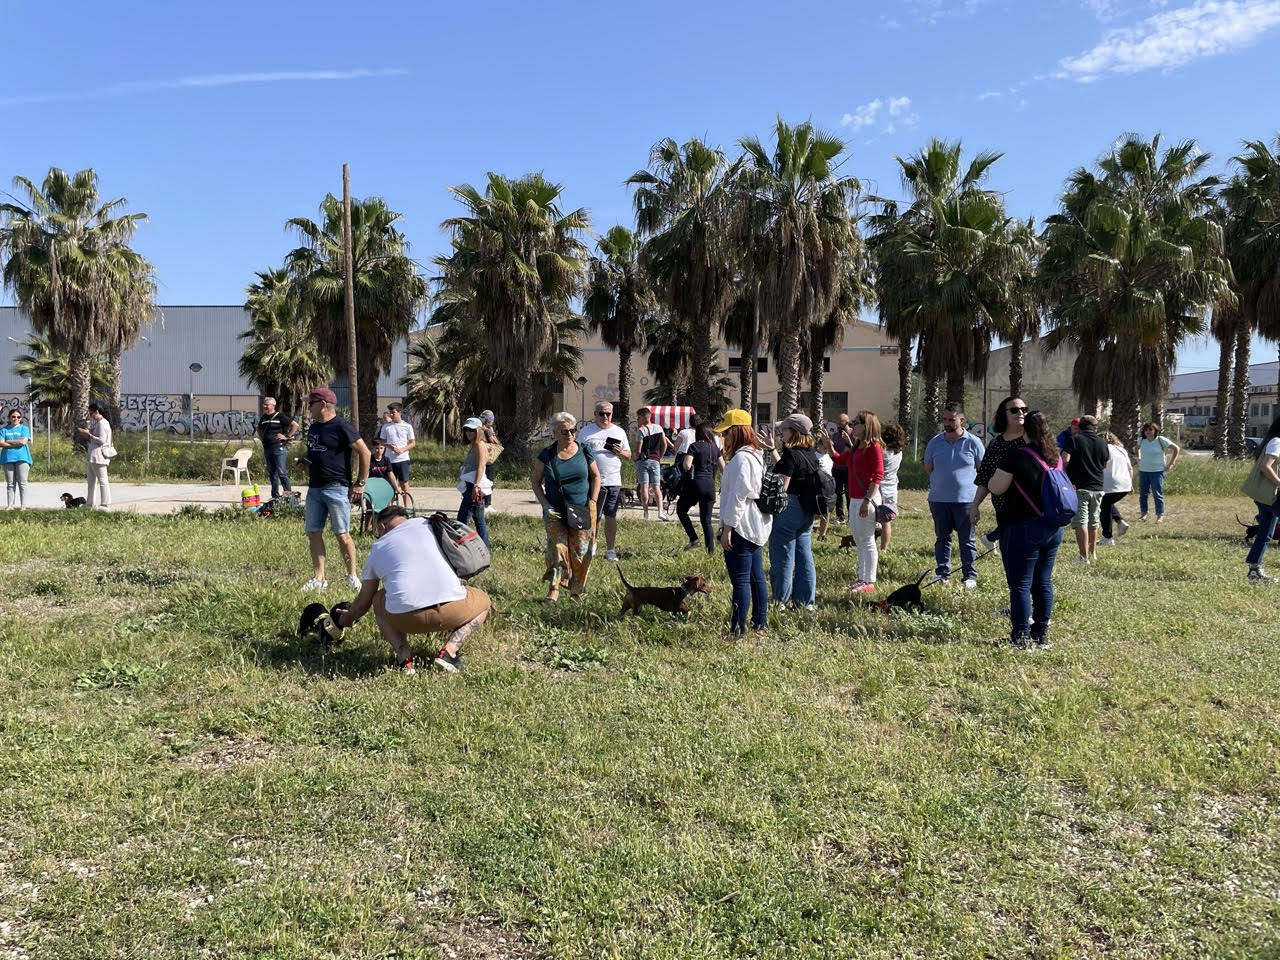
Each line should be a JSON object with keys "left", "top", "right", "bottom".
{"left": 1101, "top": 492, "right": 1127, "bottom": 539}
{"left": 677, "top": 480, "right": 716, "bottom": 554}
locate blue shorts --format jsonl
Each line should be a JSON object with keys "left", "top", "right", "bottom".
{"left": 390, "top": 460, "right": 411, "bottom": 484}
{"left": 305, "top": 483, "right": 352, "bottom": 534}
{"left": 636, "top": 460, "right": 661, "bottom": 486}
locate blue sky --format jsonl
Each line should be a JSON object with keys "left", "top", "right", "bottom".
{"left": 3, "top": 0, "right": 1278, "bottom": 373}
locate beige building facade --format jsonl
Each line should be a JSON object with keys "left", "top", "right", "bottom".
{"left": 564, "top": 320, "right": 902, "bottom": 425}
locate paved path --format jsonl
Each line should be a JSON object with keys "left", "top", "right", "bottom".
{"left": 15, "top": 482, "right": 558, "bottom": 517}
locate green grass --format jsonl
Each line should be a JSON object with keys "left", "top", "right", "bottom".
{"left": 1, "top": 495, "right": 1277, "bottom": 958}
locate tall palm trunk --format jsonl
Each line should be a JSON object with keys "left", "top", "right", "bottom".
{"left": 108, "top": 347, "right": 123, "bottom": 419}
{"left": 510, "top": 376, "right": 536, "bottom": 460}
{"left": 1113, "top": 385, "right": 1142, "bottom": 448}
{"left": 896, "top": 334, "right": 912, "bottom": 437}
{"left": 807, "top": 336, "right": 825, "bottom": 425}
{"left": 945, "top": 368, "right": 966, "bottom": 409}
{"left": 357, "top": 352, "right": 380, "bottom": 441}
{"left": 922, "top": 375, "right": 940, "bottom": 430}
{"left": 69, "top": 341, "right": 91, "bottom": 449}
{"left": 740, "top": 297, "right": 760, "bottom": 419}
{"left": 1229, "top": 324, "right": 1251, "bottom": 458}
{"left": 617, "top": 345, "right": 632, "bottom": 430}
{"left": 1213, "top": 331, "right": 1233, "bottom": 459}
{"left": 777, "top": 314, "right": 802, "bottom": 416}
{"left": 1009, "top": 337, "right": 1024, "bottom": 398}
{"left": 689, "top": 317, "right": 713, "bottom": 417}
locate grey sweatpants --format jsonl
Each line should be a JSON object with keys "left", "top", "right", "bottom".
{"left": 87, "top": 463, "right": 111, "bottom": 508}
{"left": 3, "top": 462, "right": 29, "bottom": 507}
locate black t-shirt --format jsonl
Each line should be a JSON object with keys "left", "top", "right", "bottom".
{"left": 369, "top": 455, "right": 393, "bottom": 481}
{"left": 258, "top": 411, "right": 296, "bottom": 450}
{"left": 977, "top": 434, "right": 1027, "bottom": 517}
{"left": 1062, "top": 428, "right": 1109, "bottom": 491}
{"left": 306, "top": 416, "right": 361, "bottom": 487}
{"left": 687, "top": 441, "right": 719, "bottom": 485}
{"left": 774, "top": 446, "right": 822, "bottom": 512}
{"left": 996, "top": 447, "right": 1055, "bottom": 528}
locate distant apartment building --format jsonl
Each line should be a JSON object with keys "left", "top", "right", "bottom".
{"left": 1166, "top": 361, "right": 1279, "bottom": 444}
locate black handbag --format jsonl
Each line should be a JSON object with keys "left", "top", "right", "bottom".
{"left": 546, "top": 445, "right": 593, "bottom": 530}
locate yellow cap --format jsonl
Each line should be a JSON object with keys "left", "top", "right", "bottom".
{"left": 713, "top": 409, "right": 753, "bottom": 432}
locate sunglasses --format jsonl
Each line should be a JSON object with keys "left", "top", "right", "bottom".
{"left": 558, "top": 427, "right": 576, "bottom": 435}
{"left": 1005, "top": 405, "right": 1028, "bottom": 414}
{"left": 595, "top": 411, "right": 612, "bottom": 417}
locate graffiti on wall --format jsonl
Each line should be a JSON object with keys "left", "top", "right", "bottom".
{"left": 119, "top": 394, "right": 259, "bottom": 437}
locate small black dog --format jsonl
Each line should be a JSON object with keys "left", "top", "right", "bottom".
{"left": 299, "top": 601, "right": 353, "bottom": 650}
{"left": 868, "top": 572, "right": 930, "bottom": 614}
{"left": 1236, "top": 514, "right": 1280, "bottom": 544}
{"left": 616, "top": 563, "right": 711, "bottom": 617}
{"left": 60, "top": 493, "right": 87, "bottom": 509}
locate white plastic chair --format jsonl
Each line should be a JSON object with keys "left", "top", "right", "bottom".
{"left": 219, "top": 447, "right": 254, "bottom": 485}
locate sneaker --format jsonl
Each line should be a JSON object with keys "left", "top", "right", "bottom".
{"left": 804, "top": 603, "right": 817, "bottom": 613}
{"left": 1009, "top": 632, "right": 1031, "bottom": 651}
{"left": 1156, "top": 515, "right": 1165, "bottom": 524}
{"left": 853, "top": 582, "right": 875, "bottom": 594}
{"left": 1138, "top": 514, "right": 1148, "bottom": 522}
{"left": 1072, "top": 554, "right": 1090, "bottom": 565}
{"left": 434, "top": 647, "right": 463, "bottom": 672}
{"left": 605, "top": 549, "right": 619, "bottom": 562}
{"left": 962, "top": 577, "right": 978, "bottom": 591}
{"left": 345, "top": 573, "right": 361, "bottom": 590}
{"left": 1116, "top": 519, "right": 1129, "bottom": 537}
{"left": 1032, "top": 633, "right": 1052, "bottom": 650}
{"left": 978, "top": 532, "right": 1000, "bottom": 554}
{"left": 683, "top": 542, "right": 700, "bottom": 552}
{"left": 1247, "top": 567, "right": 1275, "bottom": 584}
{"left": 301, "top": 577, "right": 328, "bottom": 592}
{"left": 659, "top": 512, "right": 672, "bottom": 522}
{"left": 1098, "top": 537, "right": 1116, "bottom": 547}
{"left": 397, "top": 658, "right": 416, "bottom": 675}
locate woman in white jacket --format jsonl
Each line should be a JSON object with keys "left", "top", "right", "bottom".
{"left": 715, "top": 409, "right": 772, "bottom": 638}
{"left": 457, "top": 417, "right": 493, "bottom": 548}
{"left": 76, "top": 402, "right": 113, "bottom": 509}
{"left": 1099, "top": 431, "right": 1133, "bottom": 546}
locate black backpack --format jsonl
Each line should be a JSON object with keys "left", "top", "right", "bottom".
{"left": 757, "top": 470, "right": 790, "bottom": 516}
{"left": 817, "top": 469, "right": 838, "bottom": 516}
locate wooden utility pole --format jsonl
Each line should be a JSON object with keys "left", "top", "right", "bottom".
{"left": 342, "top": 163, "right": 359, "bottom": 429}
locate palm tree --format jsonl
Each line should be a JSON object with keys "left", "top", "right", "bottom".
{"left": 1223, "top": 135, "right": 1280, "bottom": 453}
{"left": 1005, "top": 217, "right": 1044, "bottom": 399}
{"left": 867, "top": 197, "right": 920, "bottom": 434}
{"left": 239, "top": 267, "right": 333, "bottom": 416}
{"left": 0, "top": 167, "right": 155, "bottom": 438}
{"left": 721, "top": 289, "right": 763, "bottom": 414}
{"left": 627, "top": 137, "right": 737, "bottom": 418}
{"left": 1042, "top": 135, "right": 1232, "bottom": 443}
{"left": 583, "top": 226, "right": 653, "bottom": 427}
{"left": 11, "top": 333, "right": 113, "bottom": 428}
{"left": 432, "top": 172, "right": 589, "bottom": 458}
{"left": 736, "top": 118, "right": 861, "bottom": 416}
{"left": 285, "top": 195, "right": 427, "bottom": 440}
{"left": 803, "top": 250, "right": 874, "bottom": 424}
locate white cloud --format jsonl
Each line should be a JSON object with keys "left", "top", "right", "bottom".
{"left": 978, "top": 90, "right": 1003, "bottom": 100}
{"left": 841, "top": 99, "right": 883, "bottom": 130}
{"left": 0, "top": 68, "right": 408, "bottom": 107}
{"left": 1058, "top": 0, "right": 1280, "bottom": 81}
{"left": 842, "top": 95, "right": 918, "bottom": 134}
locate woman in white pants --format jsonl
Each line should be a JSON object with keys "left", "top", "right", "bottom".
{"left": 832, "top": 409, "right": 885, "bottom": 593}
{"left": 77, "top": 403, "right": 112, "bottom": 509}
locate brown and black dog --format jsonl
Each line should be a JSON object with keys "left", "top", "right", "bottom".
{"left": 838, "top": 535, "right": 854, "bottom": 552}
{"left": 60, "top": 493, "right": 88, "bottom": 508}
{"left": 616, "top": 563, "right": 710, "bottom": 617}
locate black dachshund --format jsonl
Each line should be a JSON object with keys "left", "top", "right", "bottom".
{"left": 299, "top": 601, "right": 353, "bottom": 651}
{"left": 1236, "top": 514, "right": 1280, "bottom": 545}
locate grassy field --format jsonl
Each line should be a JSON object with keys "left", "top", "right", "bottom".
{"left": 1, "top": 492, "right": 1277, "bottom": 959}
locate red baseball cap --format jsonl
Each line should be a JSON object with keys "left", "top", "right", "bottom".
{"left": 1070, "top": 417, "right": 1081, "bottom": 426}
{"left": 307, "top": 388, "right": 337, "bottom": 405}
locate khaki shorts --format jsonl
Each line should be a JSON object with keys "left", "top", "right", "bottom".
{"left": 381, "top": 585, "right": 491, "bottom": 635}
{"left": 1071, "top": 489, "right": 1104, "bottom": 529}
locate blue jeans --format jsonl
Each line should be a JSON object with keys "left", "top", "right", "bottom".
{"left": 768, "top": 495, "right": 816, "bottom": 606}
{"left": 929, "top": 500, "right": 977, "bottom": 580}
{"left": 1246, "top": 492, "right": 1280, "bottom": 567}
{"left": 458, "top": 484, "right": 490, "bottom": 548}
{"left": 724, "top": 531, "right": 766, "bottom": 636}
{"left": 1139, "top": 470, "right": 1165, "bottom": 517}
{"left": 305, "top": 483, "right": 351, "bottom": 534}
{"left": 1000, "top": 518, "right": 1063, "bottom": 639}
{"left": 265, "top": 446, "right": 291, "bottom": 498}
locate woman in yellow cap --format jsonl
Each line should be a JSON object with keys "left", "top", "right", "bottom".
{"left": 715, "top": 409, "right": 771, "bottom": 637}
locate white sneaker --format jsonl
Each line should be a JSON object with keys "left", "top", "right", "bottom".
{"left": 1098, "top": 537, "right": 1116, "bottom": 547}
{"left": 963, "top": 577, "right": 977, "bottom": 591}
{"left": 804, "top": 603, "right": 817, "bottom": 613}
{"left": 345, "top": 574, "right": 361, "bottom": 590}
{"left": 978, "top": 532, "right": 1000, "bottom": 554}
{"left": 1116, "top": 519, "right": 1129, "bottom": 537}
{"left": 1072, "top": 554, "right": 1090, "bottom": 565}
{"left": 605, "top": 549, "right": 619, "bottom": 562}
{"left": 926, "top": 573, "right": 949, "bottom": 586}
{"left": 301, "top": 577, "right": 328, "bottom": 592}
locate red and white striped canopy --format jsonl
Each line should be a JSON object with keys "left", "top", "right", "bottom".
{"left": 645, "top": 405, "right": 698, "bottom": 430}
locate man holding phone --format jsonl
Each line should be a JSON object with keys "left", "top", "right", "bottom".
{"left": 578, "top": 401, "right": 631, "bottom": 561}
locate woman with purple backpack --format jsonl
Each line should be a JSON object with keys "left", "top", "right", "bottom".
{"left": 983, "top": 410, "right": 1067, "bottom": 651}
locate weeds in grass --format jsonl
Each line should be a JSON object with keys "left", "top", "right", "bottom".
{"left": 73, "top": 658, "right": 165, "bottom": 689}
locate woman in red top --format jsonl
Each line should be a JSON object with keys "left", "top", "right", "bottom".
{"left": 832, "top": 409, "right": 884, "bottom": 592}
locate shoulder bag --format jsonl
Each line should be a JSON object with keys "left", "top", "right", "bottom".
{"left": 1242, "top": 453, "right": 1280, "bottom": 505}
{"left": 545, "top": 445, "right": 593, "bottom": 530}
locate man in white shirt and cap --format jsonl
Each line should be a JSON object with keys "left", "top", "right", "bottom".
{"left": 577, "top": 400, "right": 631, "bottom": 561}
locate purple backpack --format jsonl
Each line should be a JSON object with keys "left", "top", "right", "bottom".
{"left": 1012, "top": 449, "right": 1079, "bottom": 527}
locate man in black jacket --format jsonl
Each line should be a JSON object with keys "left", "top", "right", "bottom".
{"left": 1061, "top": 414, "right": 1109, "bottom": 564}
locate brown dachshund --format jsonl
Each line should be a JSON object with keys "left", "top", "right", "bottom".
{"left": 838, "top": 535, "right": 854, "bottom": 551}
{"left": 616, "top": 563, "right": 711, "bottom": 617}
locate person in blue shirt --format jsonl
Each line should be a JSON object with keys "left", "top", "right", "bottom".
{"left": 0, "top": 408, "right": 33, "bottom": 510}
{"left": 923, "top": 403, "right": 986, "bottom": 589}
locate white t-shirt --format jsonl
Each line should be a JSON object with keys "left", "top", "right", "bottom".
{"left": 675, "top": 427, "right": 696, "bottom": 455}
{"left": 578, "top": 423, "right": 630, "bottom": 487}
{"left": 361, "top": 518, "right": 467, "bottom": 614}
{"left": 1103, "top": 443, "right": 1134, "bottom": 493}
{"left": 379, "top": 420, "right": 415, "bottom": 463}
{"left": 880, "top": 450, "right": 903, "bottom": 506}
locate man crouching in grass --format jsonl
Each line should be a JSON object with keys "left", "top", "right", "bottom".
{"left": 335, "top": 505, "right": 491, "bottom": 675}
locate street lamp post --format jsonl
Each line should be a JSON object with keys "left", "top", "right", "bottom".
{"left": 188, "top": 362, "right": 203, "bottom": 448}
{"left": 576, "top": 376, "right": 588, "bottom": 423}
{"left": 137, "top": 337, "right": 153, "bottom": 472}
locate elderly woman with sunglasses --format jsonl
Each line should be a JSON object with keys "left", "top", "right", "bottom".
{"left": 532, "top": 412, "right": 601, "bottom": 602}
{"left": 0, "top": 408, "right": 33, "bottom": 509}
{"left": 969, "top": 396, "right": 1029, "bottom": 548}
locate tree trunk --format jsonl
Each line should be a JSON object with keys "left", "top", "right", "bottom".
{"left": 1213, "top": 330, "right": 1232, "bottom": 459}
{"left": 1009, "top": 337, "right": 1024, "bottom": 399}
{"left": 1229, "top": 325, "right": 1251, "bottom": 458}
{"left": 923, "top": 375, "right": 940, "bottom": 431}
{"left": 896, "top": 334, "right": 912, "bottom": 438}
{"left": 740, "top": 307, "right": 757, "bottom": 415}
{"left": 510, "top": 373, "right": 536, "bottom": 460}
{"left": 807, "top": 337, "right": 824, "bottom": 425}
{"left": 356, "top": 353, "right": 381, "bottom": 442}
{"left": 945, "top": 368, "right": 965, "bottom": 410}
{"left": 688, "top": 316, "right": 713, "bottom": 418}
{"left": 776, "top": 316, "right": 802, "bottom": 417}
{"left": 69, "top": 341, "right": 91, "bottom": 450}
{"left": 617, "top": 345, "right": 632, "bottom": 430}
{"left": 108, "top": 347, "right": 123, "bottom": 421}
{"left": 1113, "top": 384, "right": 1142, "bottom": 449}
